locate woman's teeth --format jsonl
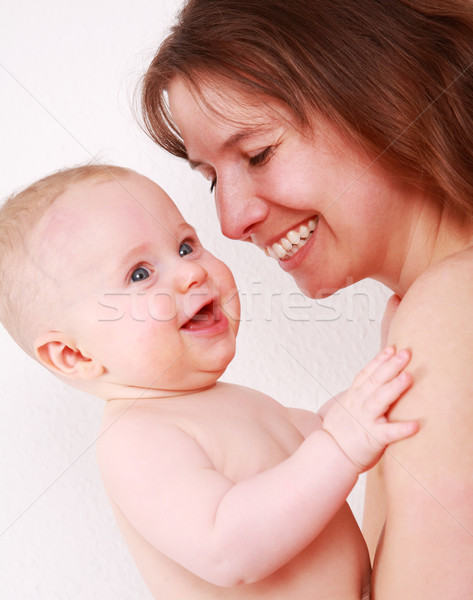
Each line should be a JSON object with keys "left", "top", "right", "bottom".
{"left": 264, "top": 218, "right": 318, "bottom": 260}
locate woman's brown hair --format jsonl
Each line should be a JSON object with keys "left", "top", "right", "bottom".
{"left": 141, "top": 0, "right": 473, "bottom": 214}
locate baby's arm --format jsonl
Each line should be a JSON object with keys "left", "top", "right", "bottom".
{"left": 321, "top": 346, "right": 418, "bottom": 471}
{"left": 98, "top": 349, "right": 416, "bottom": 587}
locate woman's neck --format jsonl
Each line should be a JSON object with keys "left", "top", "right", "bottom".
{"left": 376, "top": 196, "right": 473, "bottom": 297}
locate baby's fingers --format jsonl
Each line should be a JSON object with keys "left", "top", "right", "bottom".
{"left": 352, "top": 346, "right": 397, "bottom": 387}
{"left": 364, "top": 349, "right": 411, "bottom": 392}
{"left": 371, "top": 370, "right": 413, "bottom": 416}
{"left": 372, "top": 419, "right": 419, "bottom": 447}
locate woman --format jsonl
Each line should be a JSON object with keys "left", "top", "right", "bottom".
{"left": 140, "top": 1, "right": 473, "bottom": 597}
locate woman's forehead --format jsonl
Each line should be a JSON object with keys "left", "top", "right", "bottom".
{"left": 169, "top": 75, "right": 292, "bottom": 130}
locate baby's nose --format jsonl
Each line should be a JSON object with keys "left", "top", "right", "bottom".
{"left": 176, "top": 260, "right": 208, "bottom": 292}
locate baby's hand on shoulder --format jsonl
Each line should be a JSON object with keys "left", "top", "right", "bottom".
{"left": 322, "top": 346, "right": 418, "bottom": 472}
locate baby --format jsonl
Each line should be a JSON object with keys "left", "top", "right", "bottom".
{"left": 0, "top": 165, "right": 417, "bottom": 600}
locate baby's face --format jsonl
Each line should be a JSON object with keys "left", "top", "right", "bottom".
{"left": 33, "top": 172, "right": 240, "bottom": 393}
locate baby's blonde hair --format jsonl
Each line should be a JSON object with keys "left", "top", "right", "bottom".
{"left": 0, "top": 163, "right": 130, "bottom": 356}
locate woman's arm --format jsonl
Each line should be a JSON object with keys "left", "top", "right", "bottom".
{"left": 371, "top": 257, "right": 473, "bottom": 598}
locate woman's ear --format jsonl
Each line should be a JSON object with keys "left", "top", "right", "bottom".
{"left": 34, "top": 332, "right": 104, "bottom": 380}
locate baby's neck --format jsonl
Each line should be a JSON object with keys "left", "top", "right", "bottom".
{"left": 99, "top": 381, "right": 218, "bottom": 403}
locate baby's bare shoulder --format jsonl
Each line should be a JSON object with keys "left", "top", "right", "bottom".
{"left": 96, "top": 401, "right": 220, "bottom": 502}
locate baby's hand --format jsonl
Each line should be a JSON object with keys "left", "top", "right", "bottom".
{"left": 322, "top": 346, "right": 418, "bottom": 472}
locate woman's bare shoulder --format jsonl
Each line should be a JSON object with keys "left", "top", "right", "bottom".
{"left": 378, "top": 248, "right": 473, "bottom": 593}
{"left": 386, "top": 245, "right": 473, "bottom": 440}
{"left": 386, "top": 245, "right": 473, "bottom": 431}
{"left": 391, "top": 246, "right": 473, "bottom": 340}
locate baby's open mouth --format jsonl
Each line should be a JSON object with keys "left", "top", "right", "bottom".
{"left": 181, "top": 299, "right": 219, "bottom": 331}
{"left": 264, "top": 216, "right": 318, "bottom": 260}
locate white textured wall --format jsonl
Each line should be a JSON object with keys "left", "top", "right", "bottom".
{"left": 0, "top": 2, "right": 391, "bottom": 598}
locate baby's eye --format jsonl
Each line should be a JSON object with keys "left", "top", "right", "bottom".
{"left": 179, "top": 242, "right": 194, "bottom": 257}
{"left": 130, "top": 266, "right": 150, "bottom": 282}
{"left": 209, "top": 177, "right": 217, "bottom": 193}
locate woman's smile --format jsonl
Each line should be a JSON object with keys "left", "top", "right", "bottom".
{"left": 261, "top": 216, "right": 318, "bottom": 261}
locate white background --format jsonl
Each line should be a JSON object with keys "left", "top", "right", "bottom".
{"left": 0, "top": 1, "right": 391, "bottom": 598}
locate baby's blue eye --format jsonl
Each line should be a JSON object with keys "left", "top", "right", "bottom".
{"left": 179, "top": 242, "right": 194, "bottom": 257}
{"left": 130, "top": 266, "right": 150, "bottom": 282}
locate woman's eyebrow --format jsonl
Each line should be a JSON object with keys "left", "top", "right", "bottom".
{"left": 221, "top": 128, "right": 268, "bottom": 149}
{"left": 188, "top": 126, "right": 274, "bottom": 169}
{"left": 188, "top": 159, "right": 204, "bottom": 170}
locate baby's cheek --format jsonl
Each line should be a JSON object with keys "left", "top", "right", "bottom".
{"left": 146, "top": 292, "right": 177, "bottom": 322}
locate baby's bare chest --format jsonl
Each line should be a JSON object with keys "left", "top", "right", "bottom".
{"left": 201, "top": 414, "right": 301, "bottom": 480}
{"left": 174, "top": 386, "right": 305, "bottom": 481}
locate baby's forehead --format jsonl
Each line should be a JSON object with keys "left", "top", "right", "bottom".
{"left": 40, "top": 198, "right": 83, "bottom": 239}
{"left": 33, "top": 176, "right": 184, "bottom": 260}
{"left": 33, "top": 189, "right": 97, "bottom": 256}
{"left": 39, "top": 177, "right": 151, "bottom": 232}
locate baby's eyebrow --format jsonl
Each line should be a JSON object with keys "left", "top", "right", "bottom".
{"left": 119, "top": 242, "right": 153, "bottom": 266}
{"left": 178, "top": 222, "right": 198, "bottom": 238}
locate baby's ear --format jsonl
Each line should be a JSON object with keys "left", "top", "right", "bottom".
{"left": 34, "top": 332, "right": 104, "bottom": 380}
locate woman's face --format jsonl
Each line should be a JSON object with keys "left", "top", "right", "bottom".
{"left": 168, "top": 77, "right": 413, "bottom": 298}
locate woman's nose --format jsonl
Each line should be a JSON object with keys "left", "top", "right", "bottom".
{"left": 215, "top": 175, "right": 268, "bottom": 240}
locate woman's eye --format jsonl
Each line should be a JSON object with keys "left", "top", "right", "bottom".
{"left": 130, "top": 266, "right": 150, "bottom": 282}
{"left": 249, "top": 146, "right": 273, "bottom": 167}
{"left": 179, "top": 242, "right": 194, "bottom": 257}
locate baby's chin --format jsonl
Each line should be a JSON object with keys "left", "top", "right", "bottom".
{"left": 97, "top": 335, "right": 237, "bottom": 399}
{"left": 155, "top": 358, "right": 235, "bottom": 395}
